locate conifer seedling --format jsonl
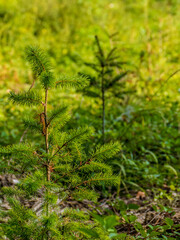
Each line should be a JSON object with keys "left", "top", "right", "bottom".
{"left": 81, "top": 35, "right": 129, "bottom": 143}
{"left": 0, "top": 46, "right": 121, "bottom": 239}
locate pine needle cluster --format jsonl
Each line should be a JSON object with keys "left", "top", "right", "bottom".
{"left": 0, "top": 46, "right": 121, "bottom": 239}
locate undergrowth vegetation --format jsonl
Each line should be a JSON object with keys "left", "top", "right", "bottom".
{"left": 0, "top": 0, "right": 179, "bottom": 239}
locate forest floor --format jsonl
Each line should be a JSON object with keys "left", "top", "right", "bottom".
{"left": 60, "top": 187, "right": 180, "bottom": 238}
{"left": 1, "top": 175, "right": 180, "bottom": 238}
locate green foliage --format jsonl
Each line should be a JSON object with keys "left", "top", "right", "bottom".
{"left": 40, "top": 71, "right": 55, "bottom": 89}
{"left": 56, "top": 74, "right": 89, "bottom": 89}
{"left": 26, "top": 45, "right": 52, "bottom": 77}
{"left": 81, "top": 202, "right": 179, "bottom": 240}
{"left": 9, "top": 91, "right": 42, "bottom": 106}
{"left": 79, "top": 213, "right": 127, "bottom": 239}
{"left": 48, "top": 106, "right": 68, "bottom": 125}
{"left": 0, "top": 143, "right": 34, "bottom": 154}
{"left": 134, "top": 218, "right": 180, "bottom": 240}
{"left": 80, "top": 35, "right": 129, "bottom": 142}
{"left": 0, "top": 46, "right": 120, "bottom": 239}
{"left": 23, "top": 118, "right": 42, "bottom": 133}
{"left": 1, "top": 198, "right": 38, "bottom": 240}
{"left": 91, "top": 141, "right": 121, "bottom": 162}
{"left": 78, "top": 228, "right": 100, "bottom": 239}
{"left": 0, "top": 0, "right": 179, "bottom": 193}
{"left": 0, "top": 1, "right": 180, "bottom": 238}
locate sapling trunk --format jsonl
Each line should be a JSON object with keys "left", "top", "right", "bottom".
{"left": 44, "top": 89, "right": 50, "bottom": 182}
{"left": 44, "top": 89, "right": 50, "bottom": 240}
{"left": 95, "top": 35, "right": 106, "bottom": 144}
{"left": 101, "top": 67, "right": 105, "bottom": 144}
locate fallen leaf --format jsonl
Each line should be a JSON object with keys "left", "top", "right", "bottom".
{"left": 136, "top": 191, "right": 146, "bottom": 200}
